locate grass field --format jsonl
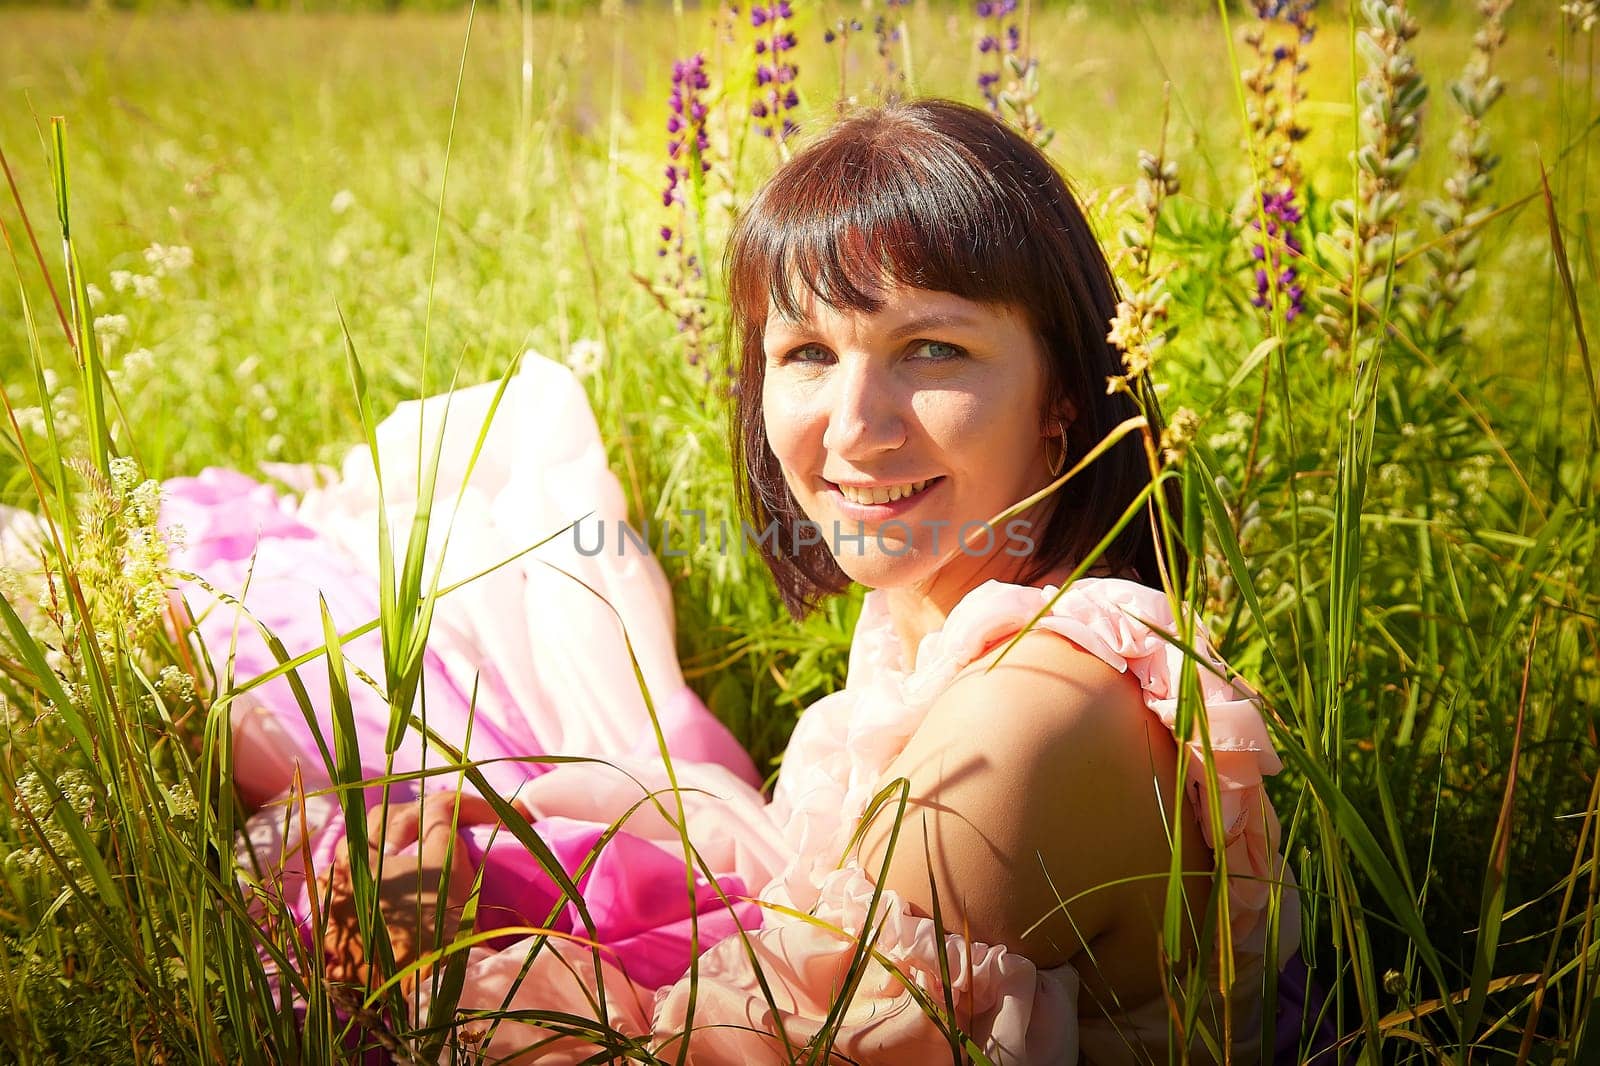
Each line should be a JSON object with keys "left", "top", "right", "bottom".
{"left": 0, "top": 1, "right": 1597, "bottom": 1061}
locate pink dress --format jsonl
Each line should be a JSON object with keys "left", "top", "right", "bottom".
{"left": 161, "top": 358, "right": 1298, "bottom": 1063}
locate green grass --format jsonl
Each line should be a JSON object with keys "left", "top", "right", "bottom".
{"left": 0, "top": 1, "right": 1596, "bottom": 1061}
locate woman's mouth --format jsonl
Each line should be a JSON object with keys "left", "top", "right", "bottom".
{"left": 825, "top": 476, "right": 944, "bottom": 518}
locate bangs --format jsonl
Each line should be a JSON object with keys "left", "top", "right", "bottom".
{"left": 726, "top": 123, "right": 1041, "bottom": 329}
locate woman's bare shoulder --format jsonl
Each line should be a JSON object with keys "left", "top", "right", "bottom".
{"left": 858, "top": 628, "right": 1187, "bottom": 970}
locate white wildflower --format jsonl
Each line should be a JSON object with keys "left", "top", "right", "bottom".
{"left": 13, "top": 771, "right": 48, "bottom": 818}
{"left": 143, "top": 243, "right": 194, "bottom": 276}
{"left": 1377, "top": 463, "right": 1406, "bottom": 490}
{"left": 1209, "top": 409, "right": 1254, "bottom": 453}
{"left": 1563, "top": 2, "right": 1598, "bottom": 32}
{"left": 108, "top": 456, "right": 141, "bottom": 495}
{"left": 128, "top": 479, "right": 163, "bottom": 524}
{"left": 12, "top": 406, "right": 45, "bottom": 437}
{"left": 1160, "top": 407, "right": 1201, "bottom": 464}
{"left": 132, "top": 273, "right": 161, "bottom": 300}
{"left": 1106, "top": 300, "right": 1141, "bottom": 354}
{"left": 123, "top": 348, "right": 155, "bottom": 376}
{"left": 58, "top": 769, "right": 97, "bottom": 822}
{"left": 85, "top": 282, "right": 105, "bottom": 305}
{"left": 94, "top": 313, "right": 129, "bottom": 343}
{"left": 563, "top": 338, "right": 606, "bottom": 380}
{"left": 110, "top": 270, "right": 135, "bottom": 293}
{"left": 164, "top": 780, "right": 199, "bottom": 822}
{"left": 1460, "top": 453, "right": 1494, "bottom": 501}
{"left": 330, "top": 189, "right": 356, "bottom": 215}
{"left": 157, "top": 665, "right": 196, "bottom": 704}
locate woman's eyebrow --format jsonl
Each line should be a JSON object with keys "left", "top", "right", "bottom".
{"left": 764, "top": 310, "right": 980, "bottom": 342}
{"left": 884, "top": 311, "right": 980, "bottom": 338}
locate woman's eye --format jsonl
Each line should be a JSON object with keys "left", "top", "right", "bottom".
{"left": 781, "top": 344, "right": 832, "bottom": 365}
{"left": 911, "top": 340, "right": 965, "bottom": 362}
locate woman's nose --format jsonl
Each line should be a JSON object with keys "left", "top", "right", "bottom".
{"left": 821, "top": 358, "right": 906, "bottom": 459}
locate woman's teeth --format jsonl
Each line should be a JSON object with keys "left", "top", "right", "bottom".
{"left": 837, "top": 479, "right": 933, "bottom": 506}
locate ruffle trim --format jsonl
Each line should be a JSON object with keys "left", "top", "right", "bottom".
{"left": 652, "top": 864, "right": 1077, "bottom": 1064}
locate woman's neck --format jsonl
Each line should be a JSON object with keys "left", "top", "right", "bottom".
{"left": 882, "top": 553, "right": 1080, "bottom": 670}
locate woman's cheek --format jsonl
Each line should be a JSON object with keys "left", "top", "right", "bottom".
{"left": 763, "top": 381, "right": 821, "bottom": 468}
{"left": 910, "top": 393, "right": 983, "bottom": 456}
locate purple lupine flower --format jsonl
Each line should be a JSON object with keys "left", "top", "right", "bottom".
{"left": 661, "top": 53, "right": 713, "bottom": 236}
{"left": 658, "top": 54, "right": 718, "bottom": 363}
{"left": 1248, "top": 183, "right": 1307, "bottom": 321}
{"left": 859, "top": 6, "right": 903, "bottom": 88}
{"left": 974, "top": 0, "right": 1021, "bottom": 111}
{"left": 1242, "top": 0, "right": 1315, "bottom": 323}
{"left": 750, "top": 3, "right": 801, "bottom": 142}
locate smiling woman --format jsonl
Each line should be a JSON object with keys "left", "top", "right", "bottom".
{"left": 698, "top": 98, "right": 1301, "bottom": 1063}
{"left": 725, "top": 101, "right": 1175, "bottom": 625}
{"left": 206, "top": 97, "right": 1301, "bottom": 1065}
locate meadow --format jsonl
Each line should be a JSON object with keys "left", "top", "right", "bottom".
{"left": 0, "top": 0, "right": 1596, "bottom": 1061}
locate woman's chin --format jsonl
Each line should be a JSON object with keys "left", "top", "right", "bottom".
{"left": 830, "top": 545, "right": 940, "bottom": 590}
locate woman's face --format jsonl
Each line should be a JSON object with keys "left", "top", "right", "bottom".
{"left": 760, "top": 282, "right": 1061, "bottom": 591}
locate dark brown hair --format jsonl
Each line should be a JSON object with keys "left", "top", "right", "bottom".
{"left": 726, "top": 97, "right": 1178, "bottom": 619}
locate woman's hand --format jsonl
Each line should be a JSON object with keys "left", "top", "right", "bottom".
{"left": 321, "top": 790, "right": 533, "bottom": 991}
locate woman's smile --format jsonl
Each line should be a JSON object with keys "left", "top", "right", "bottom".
{"left": 824, "top": 475, "right": 944, "bottom": 516}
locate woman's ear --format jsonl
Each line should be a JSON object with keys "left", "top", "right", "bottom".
{"left": 1044, "top": 399, "right": 1077, "bottom": 436}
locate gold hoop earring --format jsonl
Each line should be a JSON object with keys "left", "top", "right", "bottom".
{"left": 1046, "top": 417, "right": 1069, "bottom": 479}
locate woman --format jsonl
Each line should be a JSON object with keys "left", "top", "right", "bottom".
{"left": 208, "top": 98, "right": 1298, "bottom": 1063}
